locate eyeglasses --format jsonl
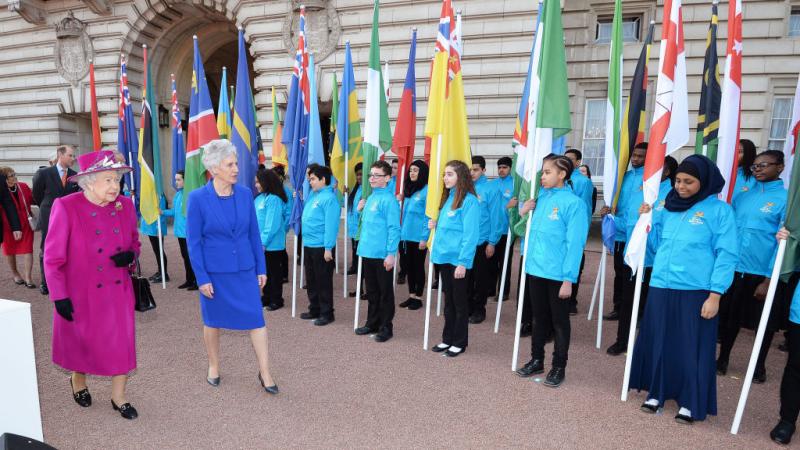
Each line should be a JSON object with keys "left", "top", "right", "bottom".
{"left": 7, "top": 173, "right": 16, "bottom": 177}
{"left": 750, "top": 162, "right": 779, "bottom": 171}
{"left": 368, "top": 173, "right": 388, "bottom": 178}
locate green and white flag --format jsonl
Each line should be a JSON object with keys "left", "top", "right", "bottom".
{"left": 362, "top": 0, "right": 392, "bottom": 200}
{"left": 602, "top": 0, "right": 623, "bottom": 202}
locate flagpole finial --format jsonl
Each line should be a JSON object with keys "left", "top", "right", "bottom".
{"left": 712, "top": 0, "right": 719, "bottom": 4}
{"left": 650, "top": 20, "right": 655, "bottom": 25}
{"left": 142, "top": 44, "right": 147, "bottom": 49}
{"left": 222, "top": 66, "right": 226, "bottom": 70}
{"left": 238, "top": 25, "right": 243, "bottom": 31}
{"left": 193, "top": 35, "right": 198, "bottom": 40}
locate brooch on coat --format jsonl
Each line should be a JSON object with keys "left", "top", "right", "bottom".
{"left": 115, "top": 201, "right": 123, "bottom": 211}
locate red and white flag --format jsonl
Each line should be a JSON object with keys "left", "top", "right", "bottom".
{"left": 716, "top": 0, "right": 743, "bottom": 203}
{"left": 782, "top": 72, "right": 800, "bottom": 188}
{"left": 625, "top": 0, "right": 689, "bottom": 270}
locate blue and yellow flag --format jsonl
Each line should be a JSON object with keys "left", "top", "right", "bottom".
{"left": 231, "top": 28, "right": 259, "bottom": 195}
{"left": 330, "top": 41, "right": 362, "bottom": 193}
{"left": 137, "top": 44, "right": 163, "bottom": 224}
{"left": 217, "top": 67, "right": 232, "bottom": 139}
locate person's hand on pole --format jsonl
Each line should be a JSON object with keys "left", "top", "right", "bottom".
{"left": 357, "top": 199, "right": 366, "bottom": 212}
{"left": 777, "top": 227, "right": 789, "bottom": 241}
{"left": 638, "top": 202, "right": 652, "bottom": 215}
{"left": 599, "top": 206, "right": 611, "bottom": 217}
{"left": 519, "top": 199, "right": 536, "bottom": 215}
{"left": 506, "top": 197, "right": 518, "bottom": 210}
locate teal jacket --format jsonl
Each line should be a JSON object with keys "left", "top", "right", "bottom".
{"left": 639, "top": 179, "right": 673, "bottom": 268}
{"left": 357, "top": 186, "right": 401, "bottom": 259}
{"left": 401, "top": 185, "right": 430, "bottom": 243}
{"left": 301, "top": 186, "right": 341, "bottom": 250}
{"left": 523, "top": 187, "right": 589, "bottom": 283}
{"left": 475, "top": 175, "right": 502, "bottom": 246}
{"left": 347, "top": 185, "right": 362, "bottom": 239}
{"left": 283, "top": 185, "right": 293, "bottom": 232}
{"left": 732, "top": 167, "right": 757, "bottom": 203}
{"left": 490, "top": 175, "right": 514, "bottom": 233}
{"left": 254, "top": 193, "right": 288, "bottom": 251}
{"left": 139, "top": 195, "right": 168, "bottom": 237}
{"left": 648, "top": 195, "right": 738, "bottom": 294}
{"left": 431, "top": 191, "right": 480, "bottom": 268}
{"left": 790, "top": 277, "right": 800, "bottom": 325}
{"left": 569, "top": 170, "right": 594, "bottom": 225}
{"left": 614, "top": 166, "right": 644, "bottom": 242}
{"left": 732, "top": 179, "right": 787, "bottom": 277}
{"left": 163, "top": 189, "right": 186, "bottom": 238}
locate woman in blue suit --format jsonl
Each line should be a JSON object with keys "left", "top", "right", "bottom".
{"left": 187, "top": 139, "right": 278, "bottom": 394}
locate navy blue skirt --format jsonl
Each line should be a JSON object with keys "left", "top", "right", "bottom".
{"left": 629, "top": 287, "right": 718, "bottom": 421}
{"left": 199, "top": 269, "right": 265, "bottom": 330}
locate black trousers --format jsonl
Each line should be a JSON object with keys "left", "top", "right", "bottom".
{"left": 440, "top": 263, "right": 470, "bottom": 349}
{"left": 349, "top": 238, "right": 359, "bottom": 270}
{"left": 39, "top": 227, "right": 48, "bottom": 287}
{"left": 403, "top": 240, "right": 427, "bottom": 297}
{"left": 177, "top": 237, "right": 196, "bottom": 284}
{"left": 569, "top": 253, "right": 586, "bottom": 307}
{"left": 362, "top": 257, "right": 395, "bottom": 333}
{"left": 281, "top": 249, "right": 289, "bottom": 280}
{"left": 262, "top": 250, "right": 285, "bottom": 307}
{"left": 494, "top": 234, "right": 514, "bottom": 299}
{"left": 780, "top": 322, "right": 800, "bottom": 424}
{"left": 519, "top": 256, "right": 532, "bottom": 325}
{"left": 397, "top": 242, "right": 407, "bottom": 277}
{"left": 529, "top": 275, "right": 571, "bottom": 368}
{"left": 616, "top": 266, "right": 651, "bottom": 346}
{"left": 304, "top": 246, "right": 335, "bottom": 318}
{"left": 612, "top": 241, "right": 626, "bottom": 311}
{"left": 148, "top": 234, "right": 168, "bottom": 275}
{"left": 470, "top": 242, "right": 493, "bottom": 316}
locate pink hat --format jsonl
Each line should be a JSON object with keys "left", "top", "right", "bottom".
{"left": 68, "top": 150, "right": 132, "bottom": 183}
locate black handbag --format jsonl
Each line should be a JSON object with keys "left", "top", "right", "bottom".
{"left": 132, "top": 259, "right": 156, "bottom": 312}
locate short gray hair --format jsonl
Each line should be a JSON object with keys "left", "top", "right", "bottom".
{"left": 76, "top": 170, "right": 124, "bottom": 190}
{"left": 201, "top": 139, "right": 237, "bottom": 171}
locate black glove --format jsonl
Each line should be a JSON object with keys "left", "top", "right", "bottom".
{"left": 110, "top": 251, "right": 135, "bottom": 267}
{"left": 54, "top": 299, "right": 74, "bottom": 322}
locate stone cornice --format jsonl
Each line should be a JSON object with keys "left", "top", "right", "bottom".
{"left": 82, "top": 0, "right": 112, "bottom": 16}
{"left": 7, "top": 0, "right": 46, "bottom": 25}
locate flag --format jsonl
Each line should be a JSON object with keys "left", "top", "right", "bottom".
{"left": 383, "top": 60, "right": 391, "bottom": 104}
{"left": 392, "top": 30, "right": 418, "bottom": 196}
{"left": 328, "top": 72, "right": 338, "bottom": 168}
{"left": 217, "top": 67, "right": 232, "bottom": 139}
{"left": 89, "top": 60, "right": 101, "bottom": 151}
{"left": 307, "top": 54, "right": 325, "bottom": 170}
{"left": 137, "top": 45, "right": 163, "bottom": 225}
{"left": 782, "top": 73, "right": 800, "bottom": 189}
{"left": 616, "top": 21, "right": 654, "bottom": 211}
{"left": 271, "top": 86, "right": 287, "bottom": 167}
{"left": 694, "top": 2, "right": 721, "bottom": 160}
{"left": 231, "top": 28, "right": 259, "bottom": 195}
{"left": 424, "top": 0, "right": 472, "bottom": 221}
{"left": 230, "top": 85, "right": 235, "bottom": 112}
{"left": 170, "top": 74, "right": 185, "bottom": 189}
{"left": 362, "top": 0, "right": 393, "bottom": 200}
{"left": 330, "top": 42, "right": 363, "bottom": 194}
{"left": 282, "top": 5, "right": 311, "bottom": 234}
{"left": 781, "top": 118, "right": 800, "bottom": 280}
{"left": 716, "top": 0, "right": 743, "bottom": 203}
{"left": 512, "top": 1, "right": 542, "bottom": 161}
{"left": 185, "top": 36, "right": 220, "bottom": 212}
{"left": 600, "top": 0, "right": 623, "bottom": 251}
{"left": 625, "top": 0, "right": 690, "bottom": 270}
{"left": 117, "top": 55, "right": 139, "bottom": 195}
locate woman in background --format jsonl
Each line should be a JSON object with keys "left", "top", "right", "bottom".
{"left": 398, "top": 160, "right": 429, "bottom": 311}
{"left": 0, "top": 166, "right": 34, "bottom": 288}
{"left": 255, "top": 168, "right": 289, "bottom": 311}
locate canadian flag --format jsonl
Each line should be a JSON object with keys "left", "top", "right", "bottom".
{"left": 717, "top": 0, "right": 743, "bottom": 203}
{"left": 625, "top": 0, "right": 689, "bottom": 270}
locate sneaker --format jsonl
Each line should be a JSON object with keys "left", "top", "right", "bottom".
{"left": 771, "top": 420, "right": 796, "bottom": 445}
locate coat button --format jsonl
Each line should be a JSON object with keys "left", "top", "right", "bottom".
{"left": 95, "top": 230, "right": 101, "bottom": 235}
{"left": 96, "top": 283, "right": 102, "bottom": 288}
{"left": 91, "top": 212, "right": 97, "bottom": 217}
{"left": 113, "top": 228, "right": 120, "bottom": 234}
{"left": 111, "top": 212, "right": 116, "bottom": 216}
{"left": 97, "top": 248, "right": 103, "bottom": 253}
{"left": 115, "top": 280, "right": 121, "bottom": 285}
{"left": 97, "top": 265, "right": 103, "bottom": 272}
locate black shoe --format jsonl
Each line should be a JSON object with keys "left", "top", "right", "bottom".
{"left": 674, "top": 412, "right": 694, "bottom": 425}
{"left": 282, "top": 277, "right": 289, "bottom": 283}
{"left": 111, "top": 400, "right": 138, "bottom": 420}
{"left": 779, "top": 340, "right": 789, "bottom": 352}
{"left": 520, "top": 323, "right": 532, "bottom": 338}
{"left": 397, "top": 274, "right": 406, "bottom": 285}
{"left": 355, "top": 326, "right": 375, "bottom": 335}
{"left": 148, "top": 272, "right": 160, "bottom": 282}
{"left": 753, "top": 368, "right": 767, "bottom": 384}
{"left": 186, "top": 283, "right": 198, "bottom": 291}
{"left": 206, "top": 369, "right": 220, "bottom": 387}
{"left": 150, "top": 274, "right": 170, "bottom": 283}
{"left": 178, "top": 281, "right": 192, "bottom": 289}
{"left": 399, "top": 298, "right": 414, "bottom": 308}
{"left": 300, "top": 312, "right": 319, "bottom": 320}
{"left": 314, "top": 316, "right": 334, "bottom": 326}
{"left": 265, "top": 303, "right": 284, "bottom": 311}
{"left": 640, "top": 401, "right": 659, "bottom": 414}
{"left": 40, "top": 284, "right": 49, "bottom": 295}
{"left": 444, "top": 347, "right": 465, "bottom": 357}
{"left": 70, "top": 378, "right": 91, "bottom": 407}
{"left": 716, "top": 359, "right": 728, "bottom": 376}
{"left": 432, "top": 280, "right": 439, "bottom": 290}
{"left": 468, "top": 312, "right": 486, "bottom": 324}
{"left": 603, "top": 310, "right": 619, "bottom": 321}
{"left": 431, "top": 343, "right": 450, "bottom": 353}
{"left": 516, "top": 359, "right": 544, "bottom": 378}
{"left": 606, "top": 342, "right": 627, "bottom": 356}
{"left": 348, "top": 291, "right": 357, "bottom": 298}
{"left": 258, "top": 372, "right": 279, "bottom": 395}
{"left": 543, "top": 367, "right": 565, "bottom": 388}
{"left": 407, "top": 299, "right": 423, "bottom": 310}
{"left": 360, "top": 292, "right": 368, "bottom": 300}
{"left": 347, "top": 267, "right": 357, "bottom": 275}
{"left": 374, "top": 331, "right": 393, "bottom": 342}
{"left": 569, "top": 302, "right": 578, "bottom": 316}
{"left": 771, "top": 420, "right": 796, "bottom": 445}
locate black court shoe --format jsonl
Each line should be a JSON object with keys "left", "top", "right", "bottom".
{"left": 444, "top": 347, "right": 465, "bottom": 358}
{"left": 70, "top": 378, "right": 91, "bottom": 407}
{"left": 111, "top": 400, "right": 138, "bottom": 420}
{"left": 674, "top": 412, "right": 693, "bottom": 425}
{"left": 770, "top": 420, "right": 795, "bottom": 445}
{"left": 431, "top": 343, "right": 450, "bottom": 353}
{"left": 640, "top": 401, "right": 659, "bottom": 414}
{"left": 258, "top": 373, "right": 279, "bottom": 395}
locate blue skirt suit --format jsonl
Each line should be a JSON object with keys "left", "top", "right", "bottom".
{"left": 187, "top": 181, "right": 267, "bottom": 330}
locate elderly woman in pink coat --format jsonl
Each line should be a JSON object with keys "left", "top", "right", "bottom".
{"left": 44, "top": 150, "right": 141, "bottom": 420}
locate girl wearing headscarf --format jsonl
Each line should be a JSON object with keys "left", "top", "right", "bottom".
{"left": 630, "top": 154, "right": 738, "bottom": 425}
{"left": 398, "top": 160, "right": 429, "bottom": 310}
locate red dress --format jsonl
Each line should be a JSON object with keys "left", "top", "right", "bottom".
{"left": 1, "top": 182, "right": 34, "bottom": 255}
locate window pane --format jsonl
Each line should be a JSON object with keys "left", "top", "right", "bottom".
{"left": 583, "top": 99, "right": 607, "bottom": 176}
{"left": 767, "top": 139, "right": 785, "bottom": 151}
{"left": 596, "top": 22, "right": 611, "bottom": 43}
{"left": 622, "top": 19, "right": 639, "bottom": 42}
{"left": 769, "top": 97, "right": 793, "bottom": 142}
{"left": 790, "top": 13, "right": 800, "bottom": 37}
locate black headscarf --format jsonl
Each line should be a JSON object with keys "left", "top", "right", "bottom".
{"left": 664, "top": 154, "right": 725, "bottom": 212}
{"left": 403, "top": 160, "right": 429, "bottom": 198}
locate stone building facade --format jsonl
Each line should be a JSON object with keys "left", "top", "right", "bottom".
{"left": 1, "top": 0, "right": 799, "bottom": 187}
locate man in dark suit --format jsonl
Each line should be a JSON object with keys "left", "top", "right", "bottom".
{"left": 0, "top": 171, "right": 22, "bottom": 246}
{"left": 32, "top": 145, "right": 79, "bottom": 294}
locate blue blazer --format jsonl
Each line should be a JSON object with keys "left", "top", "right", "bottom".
{"left": 187, "top": 181, "right": 267, "bottom": 286}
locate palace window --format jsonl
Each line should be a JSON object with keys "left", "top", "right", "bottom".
{"left": 596, "top": 16, "right": 641, "bottom": 44}
{"left": 767, "top": 97, "right": 793, "bottom": 151}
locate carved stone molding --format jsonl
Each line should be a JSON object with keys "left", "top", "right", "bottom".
{"left": 7, "top": 0, "right": 46, "bottom": 25}
{"left": 54, "top": 13, "right": 94, "bottom": 86}
{"left": 82, "top": 0, "right": 111, "bottom": 15}
{"left": 282, "top": 0, "right": 341, "bottom": 63}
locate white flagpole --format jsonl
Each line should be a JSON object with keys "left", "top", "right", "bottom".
{"left": 423, "top": 133, "right": 444, "bottom": 350}
{"left": 494, "top": 226, "right": 512, "bottom": 333}
{"left": 588, "top": 250, "right": 604, "bottom": 320}
{"left": 596, "top": 254, "right": 606, "bottom": 349}
{"left": 435, "top": 273, "right": 443, "bottom": 317}
{"left": 343, "top": 152, "right": 349, "bottom": 298}
{"left": 393, "top": 165, "right": 406, "bottom": 290}
{"left": 731, "top": 239, "right": 787, "bottom": 434}
{"left": 353, "top": 256, "right": 364, "bottom": 331}
{"left": 620, "top": 217, "right": 649, "bottom": 401}
{"left": 300, "top": 244, "right": 305, "bottom": 287}
{"left": 511, "top": 205, "right": 534, "bottom": 371}
{"left": 291, "top": 233, "right": 298, "bottom": 318}
{"left": 156, "top": 217, "right": 166, "bottom": 289}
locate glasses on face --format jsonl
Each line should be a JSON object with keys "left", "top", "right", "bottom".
{"left": 368, "top": 173, "right": 388, "bottom": 178}
{"left": 7, "top": 173, "right": 16, "bottom": 177}
{"left": 750, "top": 162, "right": 779, "bottom": 171}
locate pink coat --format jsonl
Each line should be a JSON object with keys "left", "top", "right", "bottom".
{"left": 44, "top": 193, "right": 140, "bottom": 376}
